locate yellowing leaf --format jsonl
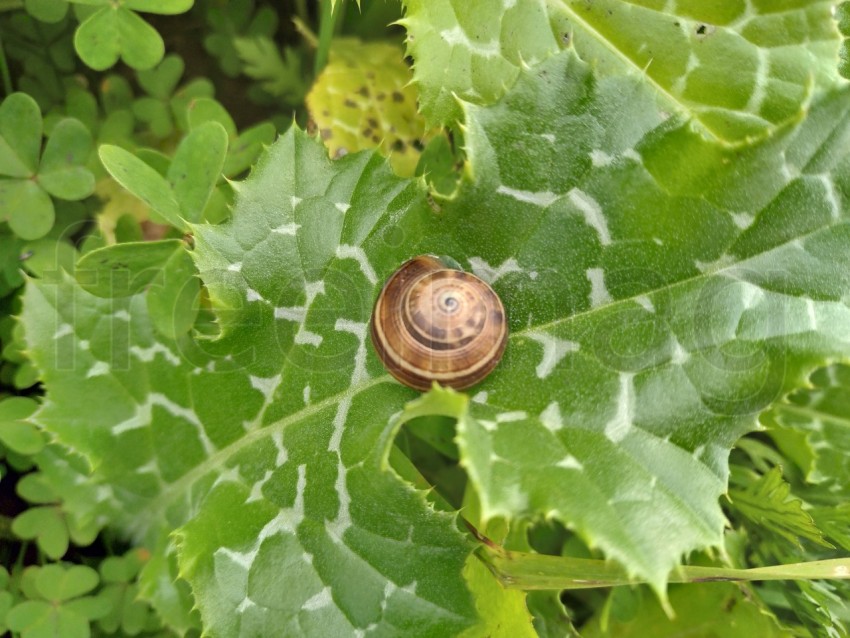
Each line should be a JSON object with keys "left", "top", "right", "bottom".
{"left": 306, "top": 39, "right": 436, "bottom": 176}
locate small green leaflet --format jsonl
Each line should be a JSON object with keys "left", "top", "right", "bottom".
{"left": 767, "top": 364, "right": 850, "bottom": 488}
{"left": 22, "top": 47, "right": 850, "bottom": 632}
{"left": 727, "top": 467, "right": 832, "bottom": 550}
{"left": 401, "top": 0, "right": 841, "bottom": 143}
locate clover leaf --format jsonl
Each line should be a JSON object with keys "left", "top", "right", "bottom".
{"left": 71, "top": 0, "right": 194, "bottom": 71}
{"left": 6, "top": 565, "right": 109, "bottom": 638}
{"left": 0, "top": 93, "right": 94, "bottom": 240}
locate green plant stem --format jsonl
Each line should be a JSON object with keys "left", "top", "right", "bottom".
{"left": 0, "top": 32, "right": 12, "bottom": 97}
{"left": 477, "top": 543, "right": 850, "bottom": 590}
{"left": 294, "top": 0, "right": 308, "bottom": 23}
{"left": 313, "top": 0, "right": 337, "bottom": 76}
{"left": 292, "top": 17, "right": 319, "bottom": 48}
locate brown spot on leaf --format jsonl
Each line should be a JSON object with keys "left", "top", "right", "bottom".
{"left": 357, "top": 86, "right": 370, "bottom": 97}
{"left": 343, "top": 99, "right": 357, "bottom": 108}
{"left": 321, "top": 129, "right": 333, "bottom": 140}
{"left": 392, "top": 91, "right": 404, "bottom": 102}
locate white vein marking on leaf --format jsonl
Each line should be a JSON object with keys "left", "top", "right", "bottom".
{"left": 303, "top": 586, "right": 333, "bottom": 611}
{"left": 112, "top": 400, "right": 152, "bottom": 435}
{"left": 336, "top": 245, "right": 377, "bottom": 285}
{"left": 439, "top": 25, "right": 500, "bottom": 57}
{"left": 114, "top": 309, "right": 131, "bottom": 321}
{"left": 604, "top": 373, "right": 635, "bottom": 443}
{"left": 246, "top": 288, "right": 265, "bottom": 302}
{"left": 731, "top": 212, "right": 754, "bottom": 230}
{"left": 212, "top": 465, "right": 241, "bottom": 489}
{"left": 670, "top": 338, "right": 690, "bottom": 365}
{"left": 623, "top": 148, "right": 643, "bottom": 164}
{"left": 525, "top": 332, "right": 579, "bottom": 379}
{"left": 816, "top": 174, "right": 841, "bottom": 220}
{"left": 236, "top": 598, "right": 256, "bottom": 613}
{"left": 653, "top": 237, "right": 664, "bottom": 246}
{"left": 150, "top": 392, "right": 216, "bottom": 455}
{"left": 586, "top": 268, "right": 612, "bottom": 308}
{"left": 739, "top": 281, "right": 765, "bottom": 310}
{"left": 303, "top": 385, "right": 311, "bottom": 405}
{"left": 590, "top": 149, "right": 614, "bottom": 167}
{"left": 540, "top": 133, "right": 556, "bottom": 143}
{"left": 228, "top": 262, "right": 242, "bottom": 272}
{"left": 143, "top": 376, "right": 392, "bottom": 530}
{"left": 246, "top": 470, "right": 273, "bottom": 503}
{"left": 272, "top": 222, "right": 301, "bottom": 235}
{"left": 635, "top": 295, "right": 655, "bottom": 313}
{"left": 806, "top": 298, "right": 818, "bottom": 329}
{"left": 497, "top": 411, "right": 527, "bottom": 423}
{"left": 467, "top": 256, "right": 523, "bottom": 284}
{"left": 131, "top": 343, "right": 181, "bottom": 366}
{"left": 250, "top": 374, "right": 281, "bottom": 403}
{"left": 472, "top": 391, "right": 488, "bottom": 404}
{"left": 54, "top": 323, "right": 73, "bottom": 339}
{"left": 335, "top": 202, "right": 351, "bottom": 214}
{"left": 327, "top": 397, "right": 352, "bottom": 537}
{"left": 216, "top": 547, "right": 254, "bottom": 572}
{"left": 87, "top": 361, "right": 110, "bottom": 378}
{"left": 569, "top": 188, "right": 611, "bottom": 246}
{"left": 503, "top": 483, "right": 529, "bottom": 512}
{"left": 79, "top": 340, "right": 90, "bottom": 350}
{"left": 745, "top": 47, "right": 768, "bottom": 114}
{"left": 291, "top": 195, "right": 302, "bottom": 208}
{"left": 608, "top": 480, "right": 653, "bottom": 505}
{"left": 557, "top": 455, "right": 584, "bottom": 471}
{"left": 540, "top": 401, "right": 563, "bottom": 432}
{"left": 275, "top": 281, "right": 326, "bottom": 347}
{"left": 335, "top": 319, "right": 370, "bottom": 385}
{"left": 271, "top": 430, "right": 287, "bottom": 465}
{"left": 496, "top": 185, "right": 559, "bottom": 207}
{"left": 671, "top": 52, "right": 700, "bottom": 95}
{"left": 694, "top": 254, "right": 735, "bottom": 274}
{"left": 479, "top": 419, "right": 498, "bottom": 432}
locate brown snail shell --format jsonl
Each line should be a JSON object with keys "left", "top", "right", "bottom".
{"left": 370, "top": 255, "right": 508, "bottom": 391}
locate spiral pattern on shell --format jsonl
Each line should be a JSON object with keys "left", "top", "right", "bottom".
{"left": 370, "top": 255, "right": 508, "bottom": 391}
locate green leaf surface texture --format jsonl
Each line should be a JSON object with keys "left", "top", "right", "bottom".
{"left": 21, "top": 46, "right": 850, "bottom": 632}
{"left": 23, "top": 135, "right": 478, "bottom": 634}
{"left": 767, "top": 364, "right": 850, "bottom": 487}
{"left": 401, "top": 0, "right": 841, "bottom": 142}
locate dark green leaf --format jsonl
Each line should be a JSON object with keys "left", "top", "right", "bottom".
{"left": 0, "top": 179, "right": 55, "bottom": 240}
{"left": 167, "top": 121, "right": 228, "bottom": 223}
{"left": 145, "top": 245, "right": 200, "bottom": 338}
{"left": 76, "top": 239, "right": 184, "bottom": 297}
{"left": 98, "top": 145, "right": 183, "bottom": 228}
{"left": 74, "top": 5, "right": 165, "bottom": 71}
{"left": 36, "top": 565, "right": 99, "bottom": 602}
{"left": 729, "top": 467, "right": 832, "bottom": 547}
{"left": 11, "top": 507, "right": 69, "bottom": 559}
{"left": 37, "top": 118, "right": 95, "bottom": 200}
{"left": 0, "top": 397, "right": 43, "bottom": 455}
{"left": 24, "top": 0, "right": 69, "bottom": 23}
{"left": 0, "top": 93, "right": 42, "bottom": 178}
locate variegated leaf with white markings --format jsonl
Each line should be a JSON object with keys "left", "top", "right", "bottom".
{"left": 20, "top": 44, "right": 850, "bottom": 633}
{"left": 21, "top": 136, "right": 480, "bottom": 636}
{"left": 408, "top": 50, "right": 850, "bottom": 596}
{"left": 401, "top": 0, "right": 841, "bottom": 143}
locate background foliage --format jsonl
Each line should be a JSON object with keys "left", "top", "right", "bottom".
{"left": 1, "top": 1, "right": 850, "bottom": 637}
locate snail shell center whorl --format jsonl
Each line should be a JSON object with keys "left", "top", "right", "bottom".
{"left": 370, "top": 255, "right": 508, "bottom": 391}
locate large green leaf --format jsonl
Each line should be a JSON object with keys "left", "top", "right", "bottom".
{"left": 401, "top": 0, "right": 841, "bottom": 143}
{"left": 21, "top": 47, "right": 850, "bottom": 631}
{"left": 23, "top": 132, "right": 478, "bottom": 635}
